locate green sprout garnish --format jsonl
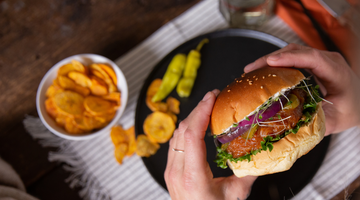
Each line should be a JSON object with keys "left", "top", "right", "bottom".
{"left": 214, "top": 81, "right": 323, "bottom": 169}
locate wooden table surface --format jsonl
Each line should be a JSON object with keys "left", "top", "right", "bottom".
{"left": 0, "top": 0, "right": 359, "bottom": 199}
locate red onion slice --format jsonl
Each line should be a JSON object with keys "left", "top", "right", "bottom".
{"left": 217, "top": 96, "right": 287, "bottom": 144}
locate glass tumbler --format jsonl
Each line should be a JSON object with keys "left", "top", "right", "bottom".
{"left": 219, "top": 0, "right": 275, "bottom": 29}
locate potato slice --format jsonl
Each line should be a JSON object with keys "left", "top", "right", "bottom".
{"left": 166, "top": 96, "right": 180, "bottom": 114}
{"left": 125, "top": 126, "right": 136, "bottom": 156}
{"left": 89, "top": 76, "right": 108, "bottom": 96}
{"left": 58, "top": 61, "right": 86, "bottom": 76}
{"left": 136, "top": 134, "right": 160, "bottom": 157}
{"left": 114, "top": 143, "right": 128, "bottom": 164}
{"left": 90, "top": 64, "right": 117, "bottom": 93}
{"left": 84, "top": 96, "right": 114, "bottom": 116}
{"left": 110, "top": 126, "right": 129, "bottom": 146}
{"left": 71, "top": 60, "right": 87, "bottom": 74}
{"left": 64, "top": 117, "right": 85, "bottom": 134}
{"left": 166, "top": 111, "right": 178, "bottom": 123}
{"left": 97, "top": 63, "right": 117, "bottom": 85}
{"left": 55, "top": 114, "right": 68, "bottom": 127}
{"left": 46, "top": 85, "right": 64, "bottom": 98}
{"left": 58, "top": 75, "right": 76, "bottom": 89}
{"left": 53, "top": 91, "right": 85, "bottom": 116}
{"left": 146, "top": 79, "right": 168, "bottom": 112}
{"left": 68, "top": 71, "right": 92, "bottom": 88}
{"left": 83, "top": 114, "right": 107, "bottom": 130}
{"left": 45, "top": 98, "right": 59, "bottom": 119}
{"left": 143, "top": 111, "right": 175, "bottom": 143}
{"left": 101, "top": 92, "right": 121, "bottom": 105}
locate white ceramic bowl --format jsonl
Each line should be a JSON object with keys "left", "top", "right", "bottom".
{"left": 36, "top": 54, "right": 128, "bottom": 140}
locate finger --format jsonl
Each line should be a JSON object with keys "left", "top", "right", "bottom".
{"left": 265, "top": 48, "right": 347, "bottom": 94}
{"left": 244, "top": 43, "right": 310, "bottom": 73}
{"left": 183, "top": 90, "right": 218, "bottom": 174}
{"left": 166, "top": 118, "right": 188, "bottom": 175}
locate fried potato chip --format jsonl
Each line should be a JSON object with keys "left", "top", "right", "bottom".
{"left": 68, "top": 71, "right": 92, "bottom": 88}
{"left": 101, "top": 92, "right": 121, "bottom": 105}
{"left": 55, "top": 114, "right": 68, "bottom": 127}
{"left": 58, "top": 61, "right": 86, "bottom": 76}
{"left": 72, "top": 116, "right": 93, "bottom": 132}
{"left": 52, "top": 79, "right": 63, "bottom": 89}
{"left": 74, "top": 85, "right": 90, "bottom": 97}
{"left": 167, "top": 111, "right": 178, "bottom": 123}
{"left": 45, "top": 60, "right": 121, "bottom": 135}
{"left": 90, "top": 64, "right": 117, "bottom": 93}
{"left": 110, "top": 126, "right": 129, "bottom": 146}
{"left": 64, "top": 117, "right": 85, "bottom": 134}
{"left": 89, "top": 76, "right": 108, "bottom": 96}
{"left": 146, "top": 79, "right": 168, "bottom": 112}
{"left": 46, "top": 85, "right": 64, "bottom": 98}
{"left": 146, "top": 96, "right": 168, "bottom": 112}
{"left": 58, "top": 75, "right": 76, "bottom": 89}
{"left": 45, "top": 98, "right": 59, "bottom": 119}
{"left": 125, "top": 126, "right": 136, "bottom": 156}
{"left": 136, "top": 134, "right": 160, "bottom": 157}
{"left": 143, "top": 111, "right": 175, "bottom": 143}
{"left": 166, "top": 97, "right": 180, "bottom": 114}
{"left": 97, "top": 63, "right": 117, "bottom": 85}
{"left": 83, "top": 114, "right": 107, "bottom": 130}
{"left": 53, "top": 91, "right": 85, "bottom": 116}
{"left": 115, "top": 143, "right": 128, "bottom": 164}
{"left": 71, "top": 60, "right": 87, "bottom": 74}
{"left": 147, "top": 79, "right": 162, "bottom": 96}
{"left": 84, "top": 96, "right": 114, "bottom": 116}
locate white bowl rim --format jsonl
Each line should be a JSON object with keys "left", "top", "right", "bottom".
{"left": 36, "top": 54, "right": 128, "bottom": 140}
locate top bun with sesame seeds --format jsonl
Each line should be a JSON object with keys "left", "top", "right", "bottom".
{"left": 210, "top": 66, "right": 325, "bottom": 177}
{"left": 211, "top": 67, "right": 305, "bottom": 135}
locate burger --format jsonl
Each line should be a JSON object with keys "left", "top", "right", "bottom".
{"left": 210, "top": 67, "right": 325, "bottom": 177}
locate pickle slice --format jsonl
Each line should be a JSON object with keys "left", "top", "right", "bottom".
{"left": 241, "top": 124, "right": 258, "bottom": 139}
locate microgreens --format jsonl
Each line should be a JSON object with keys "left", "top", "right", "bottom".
{"left": 214, "top": 81, "right": 323, "bottom": 169}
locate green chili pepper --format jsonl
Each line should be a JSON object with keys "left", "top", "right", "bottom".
{"left": 152, "top": 53, "right": 186, "bottom": 102}
{"left": 176, "top": 38, "right": 209, "bottom": 97}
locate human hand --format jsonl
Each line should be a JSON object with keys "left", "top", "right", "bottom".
{"left": 244, "top": 43, "right": 360, "bottom": 136}
{"left": 164, "top": 90, "right": 257, "bottom": 200}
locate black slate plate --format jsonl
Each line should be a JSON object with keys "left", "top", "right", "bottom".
{"left": 134, "top": 29, "right": 330, "bottom": 199}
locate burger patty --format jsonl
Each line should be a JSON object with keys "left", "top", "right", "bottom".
{"left": 226, "top": 88, "right": 307, "bottom": 158}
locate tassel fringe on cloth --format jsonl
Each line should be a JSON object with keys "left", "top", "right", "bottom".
{"left": 24, "top": 116, "right": 111, "bottom": 200}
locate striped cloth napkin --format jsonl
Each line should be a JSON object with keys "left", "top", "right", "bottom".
{"left": 24, "top": 1, "right": 360, "bottom": 199}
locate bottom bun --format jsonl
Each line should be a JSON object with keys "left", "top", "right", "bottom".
{"left": 228, "top": 103, "right": 326, "bottom": 177}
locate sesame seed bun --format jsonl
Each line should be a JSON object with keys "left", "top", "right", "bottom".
{"left": 210, "top": 67, "right": 305, "bottom": 135}
{"left": 210, "top": 67, "right": 325, "bottom": 177}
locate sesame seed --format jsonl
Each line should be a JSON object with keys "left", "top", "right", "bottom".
{"left": 241, "top": 73, "right": 245, "bottom": 77}
{"left": 253, "top": 76, "right": 256, "bottom": 78}
{"left": 247, "top": 79, "right": 249, "bottom": 81}
{"left": 268, "top": 74, "right": 271, "bottom": 77}
{"left": 228, "top": 90, "right": 230, "bottom": 92}
{"left": 249, "top": 81, "right": 253, "bottom": 85}
{"left": 240, "top": 80, "right": 242, "bottom": 82}
{"left": 260, "top": 86, "right": 263, "bottom": 89}
{"left": 272, "top": 74, "right": 277, "bottom": 77}
{"left": 262, "top": 76, "right": 265, "bottom": 79}
{"left": 255, "top": 78, "right": 258, "bottom": 81}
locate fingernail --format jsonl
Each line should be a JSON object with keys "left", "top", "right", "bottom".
{"left": 211, "top": 89, "right": 220, "bottom": 96}
{"left": 202, "top": 92, "right": 212, "bottom": 101}
{"left": 244, "top": 62, "right": 255, "bottom": 73}
{"left": 268, "top": 54, "right": 281, "bottom": 61}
